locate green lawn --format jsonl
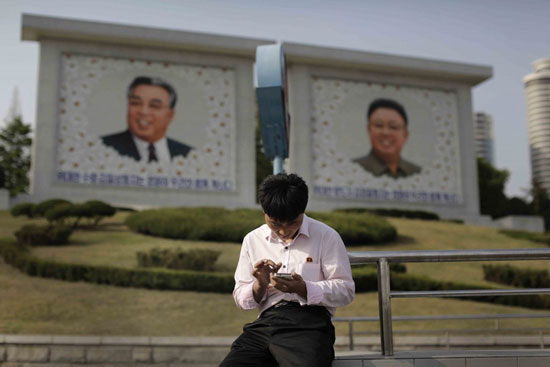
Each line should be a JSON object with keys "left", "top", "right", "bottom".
{"left": 1, "top": 210, "right": 549, "bottom": 336}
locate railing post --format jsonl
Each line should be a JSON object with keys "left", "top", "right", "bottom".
{"left": 377, "top": 258, "right": 394, "bottom": 356}
{"left": 348, "top": 320, "right": 354, "bottom": 351}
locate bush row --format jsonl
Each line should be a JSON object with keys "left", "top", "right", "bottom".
{"left": 352, "top": 266, "right": 550, "bottom": 310}
{"left": 483, "top": 264, "right": 550, "bottom": 288}
{"left": 0, "top": 241, "right": 234, "bottom": 293}
{"left": 337, "top": 208, "right": 440, "bottom": 221}
{"left": 499, "top": 229, "right": 550, "bottom": 246}
{"left": 137, "top": 248, "right": 221, "bottom": 271}
{"left": 125, "top": 208, "right": 397, "bottom": 245}
{"left": 14, "top": 224, "right": 73, "bottom": 246}
{"left": 1, "top": 240, "right": 549, "bottom": 308}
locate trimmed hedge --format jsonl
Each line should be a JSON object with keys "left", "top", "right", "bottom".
{"left": 125, "top": 207, "right": 265, "bottom": 243}
{"left": 1, "top": 240, "right": 549, "bottom": 307}
{"left": 337, "top": 207, "right": 440, "bottom": 221}
{"left": 44, "top": 200, "right": 116, "bottom": 227}
{"left": 84, "top": 200, "right": 116, "bottom": 225}
{"left": 499, "top": 229, "right": 550, "bottom": 246}
{"left": 309, "top": 211, "right": 396, "bottom": 245}
{"left": 10, "top": 203, "right": 36, "bottom": 218}
{"left": 32, "top": 198, "right": 72, "bottom": 217}
{"left": 125, "top": 208, "right": 397, "bottom": 245}
{"left": 352, "top": 266, "right": 550, "bottom": 310}
{"left": 0, "top": 241, "right": 234, "bottom": 293}
{"left": 14, "top": 224, "right": 73, "bottom": 246}
{"left": 45, "top": 203, "right": 79, "bottom": 224}
{"left": 137, "top": 247, "right": 221, "bottom": 271}
{"left": 483, "top": 264, "right": 550, "bottom": 288}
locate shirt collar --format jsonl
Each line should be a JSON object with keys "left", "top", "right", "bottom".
{"left": 132, "top": 134, "right": 168, "bottom": 151}
{"left": 131, "top": 133, "right": 170, "bottom": 162}
{"left": 263, "top": 213, "right": 311, "bottom": 243}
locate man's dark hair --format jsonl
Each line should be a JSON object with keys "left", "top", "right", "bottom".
{"left": 367, "top": 98, "right": 408, "bottom": 126}
{"left": 127, "top": 76, "right": 178, "bottom": 108}
{"left": 258, "top": 173, "right": 308, "bottom": 221}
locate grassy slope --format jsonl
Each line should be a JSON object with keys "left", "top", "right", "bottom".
{"left": 1, "top": 211, "right": 548, "bottom": 336}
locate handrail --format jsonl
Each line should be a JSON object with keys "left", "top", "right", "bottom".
{"left": 347, "top": 248, "right": 550, "bottom": 356}
{"left": 348, "top": 248, "right": 550, "bottom": 263}
{"left": 333, "top": 313, "right": 550, "bottom": 351}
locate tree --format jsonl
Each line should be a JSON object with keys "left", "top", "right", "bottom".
{"left": 0, "top": 116, "right": 32, "bottom": 197}
{"left": 477, "top": 157, "right": 509, "bottom": 218}
{"left": 530, "top": 179, "right": 550, "bottom": 231}
{"left": 505, "top": 197, "right": 534, "bottom": 216}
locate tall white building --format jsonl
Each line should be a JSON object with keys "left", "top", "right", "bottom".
{"left": 524, "top": 58, "right": 550, "bottom": 194}
{"left": 474, "top": 112, "right": 495, "bottom": 165}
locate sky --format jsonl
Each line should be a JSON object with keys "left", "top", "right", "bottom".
{"left": 1, "top": 0, "right": 549, "bottom": 198}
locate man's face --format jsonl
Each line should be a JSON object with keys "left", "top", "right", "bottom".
{"left": 264, "top": 213, "right": 304, "bottom": 242}
{"left": 127, "top": 84, "right": 174, "bottom": 143}
{"left": 367, "top": 107, "right": 409, "bottom": 163}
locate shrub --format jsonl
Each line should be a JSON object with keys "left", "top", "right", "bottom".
{"left": 137, "top": 247, "right": 221, "bottom": 271}
{"left": 125, "top": 208, "right": 397, "bottom": 245}
{"left": 44, "top": 200, "right": 115, "bottom": 227}
{"left": 14, "top": 224, "right": 73, "bottom": 246}
{"left": 45, "top": 203, "right": 78, "bottom": 225}
{"left": 309, "top": 211, "right": 397, "bottom": 245}
{"left": 499, "top": 230, "right": 550, "bottom": 246}
{"left": 351, "top": 265, "right": 550, "bottom": 309}
{"left": 337, "top": 207, "right": 440, "bottom": 221}
{"left": 483, "top": 264, "right": 550, "bottom": 288}
{"left": 10, "top": 203, "right": 36, "bottom": 218}
{"left": 32, "top": 198, "right": 71, "bottom": 217}
{"left": 83, "top": 200, "right": 116, "bottom": 225}
{"left": 125, "top": 207, "right": 265, "bottom": 243}
{"left": 137, "top": 247, "right": 168, "bottom": 267}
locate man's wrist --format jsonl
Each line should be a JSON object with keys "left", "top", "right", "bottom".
{"left": 252, "top": 280, "right": 268, "bottom": 303}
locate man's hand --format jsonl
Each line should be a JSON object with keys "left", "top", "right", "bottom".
{"left": 252, "top": 259, "right": 281, "bottom": 303}
{"left": 271, "top": 272, "right": 307, "bottom": 299}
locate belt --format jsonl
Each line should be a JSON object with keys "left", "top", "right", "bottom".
{"left": 273, "top": 300, "right": 298, "bottom": 309}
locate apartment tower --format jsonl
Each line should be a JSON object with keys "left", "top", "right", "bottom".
{"left": 524, "top": 58, "right": 550, "bottom": 193}
{"left": 474, "top": 112, "right": 495, "bottom": 165}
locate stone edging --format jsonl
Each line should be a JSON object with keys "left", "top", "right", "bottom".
{"left": 0, "top": 335, "right": 236, "bottom": 366}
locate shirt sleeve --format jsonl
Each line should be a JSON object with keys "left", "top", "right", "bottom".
{"left": 303, "top": 230, "right": 355, "bottom": 307}
{"left": 232, "top": 234, "right": 261, "bottom": 310}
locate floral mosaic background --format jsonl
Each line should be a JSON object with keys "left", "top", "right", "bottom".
{"left": 56, "top": 53, "right": 236, "bottom": 191}
{"left": 311, "top": 77, "right": 463, "bottom": 204}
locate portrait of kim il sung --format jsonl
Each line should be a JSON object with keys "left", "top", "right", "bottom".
{"left": 353, "top": 98, "right": 421, "bottom": 178}
{"left": 102, "top": 76, "right": 193, "bottom": 163}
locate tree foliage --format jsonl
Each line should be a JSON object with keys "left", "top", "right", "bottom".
{"left": 477, "top": 158, "right": 550, "bottom": 230}
{"left": 477, "top": 157, "right": 509, "bottom": 218}
{"left": 0, "top": 116, "right": 32, "bottom": 196}
{"left": 530, "top": 179, "right": 550, "bottom": 230}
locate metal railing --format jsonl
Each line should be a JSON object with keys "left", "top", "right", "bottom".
{"left": 347, "top": 248, "right": 550, "bottom": 356}
{"left": 333, "top": 313, "right": 550, "bottom": 351}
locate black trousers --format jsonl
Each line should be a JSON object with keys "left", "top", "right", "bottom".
{"left": 219, "top": 302, "right": 335, "bottom": 367}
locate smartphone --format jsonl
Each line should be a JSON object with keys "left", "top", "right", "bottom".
{"left": 274, "top": 272, "right": 293, "bottom": 280}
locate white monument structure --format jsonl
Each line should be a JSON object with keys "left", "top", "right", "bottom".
{"left": 18, "top": 14, "right": 506, "bottom": 224}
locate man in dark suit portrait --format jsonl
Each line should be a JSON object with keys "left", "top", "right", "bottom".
{"left": 102, "top": 76, "right": 192, "bottom": 163}
{"left": 353, "top": 98, "right": 421, "bottom": 178}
